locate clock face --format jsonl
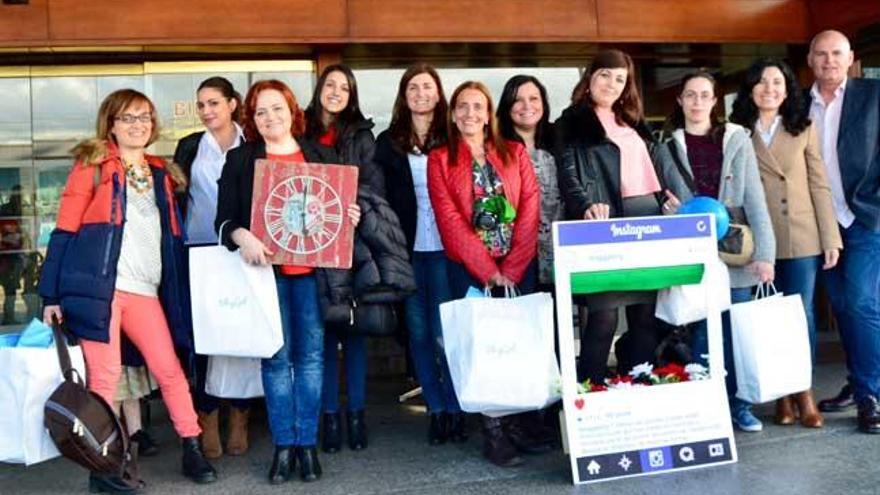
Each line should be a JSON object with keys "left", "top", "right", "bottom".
{"left": 263, "top": 175, "right": 344, "bottom": 255}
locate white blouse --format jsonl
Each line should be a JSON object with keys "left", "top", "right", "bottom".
{"left": 185, "top": 125, "right": 244, "bottom": 245}
{"left": 408, "top": 151, "right": 444, "bottom": 252}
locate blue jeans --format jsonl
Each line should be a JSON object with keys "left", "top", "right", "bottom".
{"left": 691, "top": 286, "right": 754, "bottom": 413}
{"left": 405, "top": 251, "right": 460, "bottom": 414}
{"left": 263, "top": 274, "right": 324, "bottom": 447}
{"left": 322, "top": 331, "right": 367, "bottom": 413}
{"left": 823, "top": 222, "right": 880, "bottom": 402}
{"left": 775, "top": 256, "right": 821, "bottom": 364}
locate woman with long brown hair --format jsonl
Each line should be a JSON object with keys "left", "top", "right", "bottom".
{"left": 554, "top": 49, "right": 690, "bottom": 386}
{"left": 375, "top": 63, "right": 466, "bottom": 445}
{"left": 428, "top": 80, "right": 539, "bottom": 467}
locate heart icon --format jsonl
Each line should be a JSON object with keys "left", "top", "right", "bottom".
{"left": 574, "top": 397, "right": 585, "bottom": 410}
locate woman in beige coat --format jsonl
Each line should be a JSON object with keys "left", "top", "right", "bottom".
{"left": 731, "top": 58, "right": 843, "bottom": 429}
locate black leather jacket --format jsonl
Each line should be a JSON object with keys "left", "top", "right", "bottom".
{"left": 552, "top": 105, "right": 689, "bottom": 220}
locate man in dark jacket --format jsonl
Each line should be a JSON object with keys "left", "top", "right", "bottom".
{"left": 807, "top": 30, "right": 880, "bottom": 434}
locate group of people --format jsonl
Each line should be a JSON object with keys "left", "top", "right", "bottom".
{"left": 35, "top": 27, "right": 880, "bottom": 492}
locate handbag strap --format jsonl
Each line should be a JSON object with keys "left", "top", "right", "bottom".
{"left": 50, "top": 317, "right": 75, "bottom": 382}
{"left": 666, "top": 140, "right": 697, "bottom": 194}
{"left": 217, "top": 220, "right": 232, "bottom": 247}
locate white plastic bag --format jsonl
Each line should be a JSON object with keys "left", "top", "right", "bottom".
{"left": 655, "top": 257, "right": 732, "bottom": 325}
{"left": 440, "top": 291, "right": 560, "bottom": 415}
{"left": 0, "top": 345, "right": 86, "bottom": 465}
{"left": 189, "top": 224, "right": 283, "bottom": 358}
{"left": 729, "top": 283, "right": 812, "bottom": 404}
{"left": 205, "top": 356, "right": 264, "bottom": 399}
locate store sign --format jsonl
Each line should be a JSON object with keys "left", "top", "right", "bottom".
{"left": 553, "top": 215, "right": 736, "bottom": 484}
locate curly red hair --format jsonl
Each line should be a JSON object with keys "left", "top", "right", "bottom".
{"left": 242, "top": 79, "right": 306, "bottom": 142}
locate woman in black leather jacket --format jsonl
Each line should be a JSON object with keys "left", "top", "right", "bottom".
{"left": 554, "top": 49, "right": 689, "bottom": 384}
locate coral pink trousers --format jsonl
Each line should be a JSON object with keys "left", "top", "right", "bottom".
{"left": 80, "top": 290, "right": 200, "bottom": 438}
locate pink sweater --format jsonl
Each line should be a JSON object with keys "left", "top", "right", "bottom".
{"left": 596, "top": 108, "right": 661, "bottom": 198}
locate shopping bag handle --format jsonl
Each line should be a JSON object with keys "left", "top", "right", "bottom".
{"left": 482, "top": 285, "right": 521, "bottom": 298}
{"left": 217, "top": 220, "right": 232, "bottom": 247}
{"left": 755, "top": 282, "right": 779, "bottom": 300}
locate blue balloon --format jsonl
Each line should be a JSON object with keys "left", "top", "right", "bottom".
{"left": 678, "top": 196, "right": 730, "bottom": 239}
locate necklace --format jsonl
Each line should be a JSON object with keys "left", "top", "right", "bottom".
{"left": 122, "top": 157, "right": 153, "bottom": 194}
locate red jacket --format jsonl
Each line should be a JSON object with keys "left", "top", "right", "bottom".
{"left": 428, "top": 140, "right": 539, "bottom": 285}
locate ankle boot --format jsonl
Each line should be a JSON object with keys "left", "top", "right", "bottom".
{"left": 774, "top": 396, "right": 797, "bottom": 425}
{"left": 181, "top": 437, "right": 217, "bottom": 484}
{"left": 481, "top": 416, "right": 523, "bottom": 467}
{"left": 504, "top": 413, "right": 553, "bottom": 454}
{"left": 296, "top": 446, "right": 323, "bottom": 482}
{"left": 268, "top": 446, "right": 293, "bottom": 485}
{"left": 130, "top": 430, "right": 158, "bottom": 457}
{"left": 428, "top": 413, "right": 448, "bottom": 445}
{"left": 88, "top": 472, "right": 139, "bottom": 494}
{"left": 347, "top": 410, "right": 368, "bottom": 451}
{"left": 321, "top": 412, "right": 342, "bottom": 453}
{"left": 226, "top": 407, "right": 250, "bottom": 456}
{"left": 447, "top": 412, "right": 469, "bottom": 443}
{"left": 197, "top": 410, "right": 222, "bottom": 459}
{"left": 794, "top": 389, "right": 824, "bottom": 428}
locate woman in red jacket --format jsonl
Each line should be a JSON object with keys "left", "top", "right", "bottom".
{"left": 38, "top": 89, "right": 215, "bottom": 493}
{"left": 427, "top": 81, "right": 539, "bottom": 468}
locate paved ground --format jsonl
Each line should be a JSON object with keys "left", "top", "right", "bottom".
{"left": 2, "top": 363, "right": 878, "bottom": 495}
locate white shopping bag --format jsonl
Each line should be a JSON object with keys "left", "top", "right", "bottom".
{"left": 655, "top": 257, "right": 732, "bottom": 325}
{"left": 440, "top": 291, "right": 560, "bottom": 414}
{"left": 0, "top": 345, "right": 86, "bottom": 465}
{"left": 205, "top": 356, "right": 264, "bottom": 399}
{"left": 729, "top": 283, "right": 812, "bottom": 404}
{"left": 189, "top": 224, "right": 283, "bottom": 358}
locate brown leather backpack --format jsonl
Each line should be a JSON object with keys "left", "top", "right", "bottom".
{"left": 43, "top": 321, "right": 130, "bottom": 475}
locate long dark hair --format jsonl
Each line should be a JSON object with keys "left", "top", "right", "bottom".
{"left": 496, "top": 75, "right": 551, "bottom": 150}
{"left": 197, "top": 76, "right": 242, "bottom": 124}
{"left": 665, "top": 71, "right": 726, "bottom": 142}
{"left": 304, "top": 64, "right": 367, "bottom": 139}
{"left": 447, "top": 81, "right": 511, "bottom": 167}
{"left": 389, "top": 63, "right": 448, "bottom": 154}
{"left": 570, "top": 49, "right": 643, "bottom": 127}
{"left": 729, "top": 58, "right": 810, "bottom": 137}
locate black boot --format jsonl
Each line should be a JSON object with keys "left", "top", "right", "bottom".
{"left": 481, "top": 416, "right": 523, "bottom": 467}
{"left": 268, "top": 446, "right": 294, "bottom": 485}
{"left": 321, "top": 412, "right": 342, "bottom": 453}
{"left": 504, "top": 413, "right": 554, "bottom": 454}
{"left": 88, "top": 473, "right": 139, "bottom": 494}
{"left": 181, "top": 437, "right": 217, "bottom": 484}
{"left": 296, "top": 446, "right": 323, "bottom": 482}
{"left": 347, "top": 410, "right": 368, "bottom": 451}
{"left": 447, "top": 412, "right": 469, "bottom": 443}
{"left": 428, "top": 412, "right": 447, "bottom": 445}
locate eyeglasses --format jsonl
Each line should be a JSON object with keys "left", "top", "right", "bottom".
{"left": 681, "top": 92, "right": 715, "bottom": 102}
{"left": 115, "top": 113, "right": 152, "bottom": 124}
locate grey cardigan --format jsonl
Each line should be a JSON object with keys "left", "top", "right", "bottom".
{"left": 668, "top": 123, "right": 776, "bottom": 288}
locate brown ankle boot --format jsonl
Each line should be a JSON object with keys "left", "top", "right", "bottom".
{"left": 198, "top": 410, "right": 223, "bottom": 459}
{"left": 794, "top": 390, "right": 824, "bottom": 428}
{"left": 226, "top": 407, "right": 250, "bottom": 456}
{"left": 774, "top": 396, "right": 796, "bottom": 425}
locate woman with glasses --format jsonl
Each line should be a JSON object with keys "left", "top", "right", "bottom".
{"left": 39, "top": 89, "right": 216, "bottom": 493}
{"left": 174, "top": 76, "right": 252, "bottom": 458}
{"left": 730, "top": 59, "right": 841, "bottom": 428}
{"left": 666, "top": 71, "right": 776, "bottom": 432}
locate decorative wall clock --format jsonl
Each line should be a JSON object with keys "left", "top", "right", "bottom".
{"left": 250, "top": 159, "right": 359, "bottom": 268}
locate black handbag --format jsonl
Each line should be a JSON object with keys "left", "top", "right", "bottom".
{"left": 344, "top": 299, "right": 398, "bottom": 337}
{"left": 666, "top": 141, "right": 755, "bottom": 266}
